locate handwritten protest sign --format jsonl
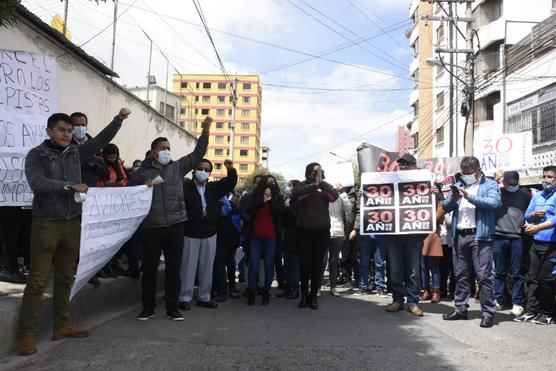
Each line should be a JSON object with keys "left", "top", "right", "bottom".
{"left": 326, "top": 162, "right": 355, "bottom": 187}
{"left": 473, "top": 132, "right": 532, "bottom": 173}
{"left": 0, "top": 49, "right": 56, "bottom": 206}
{"left": 360, "top": 169, "right": 435, "bottom": 235}
{"left": 70, "top": 186, "right": 152, "bottom": 299}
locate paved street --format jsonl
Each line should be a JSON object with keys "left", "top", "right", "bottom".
{"left": 1, "top": 286, "right": 553, "bottom": 371}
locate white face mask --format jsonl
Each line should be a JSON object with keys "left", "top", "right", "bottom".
{"left": 73, "top": 126, "right": 87, "bottom": 140}
{"left": 157, "top": 150, "right": 172, "bottom": 166}
{"left": 195, "top": 170, "right": 210, "bottom": 183}
{"left": 283, "top": 186, "right": 292, "bottom": 197}
{"left": 461, "top": 173, "right": 478, "bottom": 186}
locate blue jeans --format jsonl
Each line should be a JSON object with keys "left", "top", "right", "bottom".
{"left": 248, "top": 237, "right": 276, "bottom": 290}
{"left": 284, "top": 251, "right": 300, "bottom": 289}
{"left": 421, "top": 256, "right": 441, "bottom": 289}
{"left": 383, "top": 235, "right": 424, "bottom": 305}
{"left": 358, "top": 235, "right": 386, "bottom": 290}
{"left": 493, "top": 237, "right": 524, "bottom": 306}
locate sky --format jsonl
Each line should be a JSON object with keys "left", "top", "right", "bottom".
{"left": 22, "top": 0, "right": 415, "bottom": 180}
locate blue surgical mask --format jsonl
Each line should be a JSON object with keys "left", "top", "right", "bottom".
{"left": 195, "top": 170, "right": 210, "bottom": 183}
{"left": 461, "top": 174, "right": 478, "bottom": 186}
{"left": 505, "top": 185, "right": 519, "bottom": 193}
{"left": 157, "top": 150, "right": 172, "bottom": 166}
{"left": 73, "top": 126, "right": 87, "bottom": 140}
{"left": 283, "top": 186, "right": 292, "bottom": 197}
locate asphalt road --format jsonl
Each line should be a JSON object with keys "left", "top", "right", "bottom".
{"left": 1, "top": 286, "right": 554, "bottom": 371}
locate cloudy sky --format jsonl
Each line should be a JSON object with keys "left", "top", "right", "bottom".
{"left": 23, "top": 0, "right": 414, "bottom": 180}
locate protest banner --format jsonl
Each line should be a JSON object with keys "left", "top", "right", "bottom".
{"left": 70, "top": 186, "right": 153, "bottom": 299}
{"left": 360, "top": 169, "right": 436, "bottom": 235}
{"left": 357, "top": 143, "right": 400, "bottom": 174}
{"left": 325, "top": 161, "right": 355, "bottom": 187}
{"left": 0, "top": 49, "right": 56, "bottom": 206}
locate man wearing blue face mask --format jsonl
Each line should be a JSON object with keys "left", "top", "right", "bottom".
{"left": 493, "top": 171, "right": 531, "bottom": 317}
{"left": 442, "top": 156, "right": 501, "bottom": 328}
{"left": 516, "top": 166, "right": 556, "bottom": 325}
{"left": 179, "top": 158, "right": 237, "bottom": 311}
{"left": 129, "top": 116, "right": 212, "bottom": 322}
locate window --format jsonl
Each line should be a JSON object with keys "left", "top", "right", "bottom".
{"left": 216, "top": 122, "right": 224, "bottom": 129}
{"left": 239, "top": 150, "right": 248, "bottom": 157}
{"left": 229, "top": 96, "right": 234, "bottom": 102}
{"left": 436, "top": 126, "right": 445, "bottom": 144}
{"left": 217, "top": 109, "right": 225, "bottom": 116}
{"left": 413, "top": 69, "right": 419, "bottom": 88}
{"left": 413, "top": 37, "right": 419, "bottom": 57}
{"left": 179, "top": 120, "right": 184, "bottom": 127}
{"left": 227, "top": 136, "right": 231, "bottom": 143}
{"left": 201, "top": 108, "right": 209, "bottom": 115}
{"left": 215, "top": 163, "right": 222, "bottom": 170}
{"left": 218, "top": 82, "right": 226, "bottom": 89}
{"left": 239, "top": 164, "right": 248, "bottom": 172}
{"left": 180, "top": 82, "right": 188, "bottom": 88}
{"left": 413, "top": 101, "right": 419, "bottom": 117}
{"left": 240, "top": 136, "right": 249, "bottom": 144}
{"left": 228, "top": 123, "right": 233, "bottom": 129}
{"left": 473, "top": 0, "right": 503, "bottom": 27}
{"left": 241, "top": 123, "right": 250, "bottom": 130}
{"left": 195, "top": 109, "right": 198, "bottom": 114}
{"left": 202, "top": 96, "right": 210, "bottom": 103}
{"left": 215, "top": 149, "right": 224, "bottom": 156}
{"left": 243, "top": 97, "right": 251, "bottom": 104}
{"left": 436, "top": 24, "right": 444, "bottom": 45}
{"left": 243, "top": 83, "right": 252, "bottom": 90}
{"left": 241, "top": 109, "right": 250, "bottom": 117}
{"left": 215, "top": 136, "right": 224, "bottom": 143}
{"left": 436, "top": 65, "right": 444, "bottom": 78}
{"left": 553, "top": 0, "right": 556, "bottom": 8}
{"left": 195, "top": 95, "right": 199, "bottom": 102}
{"left": 195, "top": 82, "right": 200, "bottom": 89}
{"left": 228, "top": 109, "right": 233, "bottom": 116}
{"left": 202, "top": 82, "right": 211, "bottom": 89}
{"left": 413, "top": 133, "right": 419, "bottom": 148}
{"left": 180, "top": 108, "right": 186, "bottom": 115}
{"left": 436, "top": 91, "right": 445, "bottom": 111}
{"left": 217, "top": 96, "right": 225, "bottom": 103}
{"left": 226, "top": 149, "right": 230, "bottom": 156}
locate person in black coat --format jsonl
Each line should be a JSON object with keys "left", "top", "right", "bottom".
{"left": 282, "top": 180, "right": 303, "bottom": 299}
{"left": 245, "top": 175, "right": 285, "bottom": 305}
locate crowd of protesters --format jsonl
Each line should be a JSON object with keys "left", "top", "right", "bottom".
{"left": 0, "top": 110, "right": 554, "bottom": 357}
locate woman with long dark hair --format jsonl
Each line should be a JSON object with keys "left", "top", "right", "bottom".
{"left": 291, "top": 163, "right": 338, "bottom": 309}
{"left": 245, "top": 175, "right": 284, "bottom": 305}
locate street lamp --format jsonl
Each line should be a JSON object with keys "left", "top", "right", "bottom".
{"left": 329, "top": 152, "right": 350, "bottom": 162}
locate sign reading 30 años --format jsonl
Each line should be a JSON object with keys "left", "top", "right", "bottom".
{"left": 360, "top": 169, "right": 436, "bottom": 235}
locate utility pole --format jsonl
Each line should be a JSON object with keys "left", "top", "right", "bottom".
{"left": 143, "top": 30, "right": 153, "bottom": 106}
{"left": 229, "top": 77, "right": 238, "bottom": 162}
{"left": 160, "top": 51, "right": 169, "bottom": 119}
{"left": 448, "top": 2, "right": 454, "bottom": 157}
{"left": 62, "top": 0, "right": 69, "bottom": 38}
{"left": 110, "top": 0, "right": 118, "bottom": 75}
{"left": 463, "top": 0, "right": 474, "bottom": 155}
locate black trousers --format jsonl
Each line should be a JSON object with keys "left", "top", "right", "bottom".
{"left": 274, "top": 242, "right": 286, "bottom": 289}
{"left": 321, "top": 237, "right": 344, "bottom": 288}
{"left": 341, "top": 238, "right": 359, "bottom": 283}
{"left": 140, "top": 223, "right": 184, "bottom": 311}
{"left": 439, "top": 244, "right": 455, "bottom": 297}
{"left": 298, "top": 228, "right": 330, "bottom": 297}
{"left": 526, "top": 242, "right": 556, "bottom": 315}
{"left": 213, "top": 235, "right": 237, "bottom": 295}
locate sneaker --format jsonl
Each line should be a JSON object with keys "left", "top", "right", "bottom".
{"left": 137, "top": 308, "right": 155, "bottom": 321}
{"left": 363, "top": 288, "right": 375, "bottom": 295}
{"left": 352, "top": 288, "right": 362, "bottom": 296}
{"left": 376, "top": 288, "right": 389, "bottom": 298}
{"left": 166, "top": 309, "right": 184, "bottom": 321}
{"left": 330, "top": 287, "right": 340, "bottom": 297}
{"left": 510, "top": 305, "right": 524, "bottom": 317}
{"left": 495, "top": 301, "right": 503, "bottom": 311}
{"left": 513, "top": 311, "right": 537, "bottom": 323}
{"left": 531, "top": 314, "right": 553, "bottom": 325}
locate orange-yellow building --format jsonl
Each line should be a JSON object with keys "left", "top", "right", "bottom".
{"left": 172, "top": 74, "right": 262, "bottom": 186}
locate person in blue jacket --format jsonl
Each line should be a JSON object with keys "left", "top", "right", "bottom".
{"left": 514, "top": 166, "right": 556, "bottom": 325}
{"left": 441, "top": 156, "right": 501, "bottom": 328}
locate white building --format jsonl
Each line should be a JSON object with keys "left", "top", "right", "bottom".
{"left": 409, "top": 0, "right": 555, "bottom": 175}
{"left": 128, "top": 85, "right": 181, "bottom": 126}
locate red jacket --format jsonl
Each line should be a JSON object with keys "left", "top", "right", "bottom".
{"left": 97, "top": 161, "right": 128, "bottom": 187}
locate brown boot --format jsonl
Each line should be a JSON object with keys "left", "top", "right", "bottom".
{"left": 431, "top": 289, "right": 441, "bottom": 303}
{"left": 385, "top": 302, "right": 404, "bottom": 313}
{"left": 420, "top": 289, "right": 431, "bottom": 301}
{"left": 407, "top": 304, "right": 424, "bottom": 317}
{"left": 52, "top": 325, "right": 90, "bottom": 341}
{"left": 18, "top": 337, "right": 37, "bottom": 356}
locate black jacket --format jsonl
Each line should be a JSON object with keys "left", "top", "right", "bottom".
{"left": 183, "top": 167, "right": 238, "bottom": 238}
{"left": 246, "top": 189, "right": 285, "bottom": 241}
{"left": 25, "top": 117, "right": 122, "bottom": 220}
{"left": 282, "top": 201, "right": 299, "bottom": 253}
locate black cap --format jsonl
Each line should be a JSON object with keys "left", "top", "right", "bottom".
{"left": 503, "top": 171, "right": 519, "bottom": 182}
{"left": 398, "top": 153, "right": 416, "bottom": 165}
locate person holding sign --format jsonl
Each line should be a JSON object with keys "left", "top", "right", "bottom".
{"left": 442, "top": 156, "right": 501, "bottom": 328}
{"left": 292, "top": 163, "right": 339, "bottom": 310}
{"left": 516, "top": 166, "right": 556, "bottom": 325}
{"left": 18, "top": 108, "right": 130, "bottom": 356}
{"left": 129, "top": 116, "right": 211, "bottom": 322}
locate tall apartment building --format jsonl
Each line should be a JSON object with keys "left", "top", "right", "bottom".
{"left": 395, "top": 125, "right": 413, "bottom": 154}
{"left": 409, "top": 0, "right": 554, "bottom": 163}
{"left": 172, "top": 74, "right": 262, "bottom": 186}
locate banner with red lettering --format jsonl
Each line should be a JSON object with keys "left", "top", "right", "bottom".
{"left": 360, "top": 169, "right": 436, "bottom": 235}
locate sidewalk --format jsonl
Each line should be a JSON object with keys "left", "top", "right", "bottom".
{"left": 0, "top": 268, "right": 164, "bottom": 358}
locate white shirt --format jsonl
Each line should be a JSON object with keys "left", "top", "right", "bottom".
{"left": 457, "top": 182, "right": 479, "bottom": 230}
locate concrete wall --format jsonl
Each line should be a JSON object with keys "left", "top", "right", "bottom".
{"left": 0, "top": 17, "right": 197, "bottom": 165}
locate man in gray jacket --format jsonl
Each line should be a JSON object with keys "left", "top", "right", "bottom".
{"left": 18, "top": 109, "right": 130, "bottom": 356}
{"left": 129, "top": 116, "right": 211, "bottom": 322}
